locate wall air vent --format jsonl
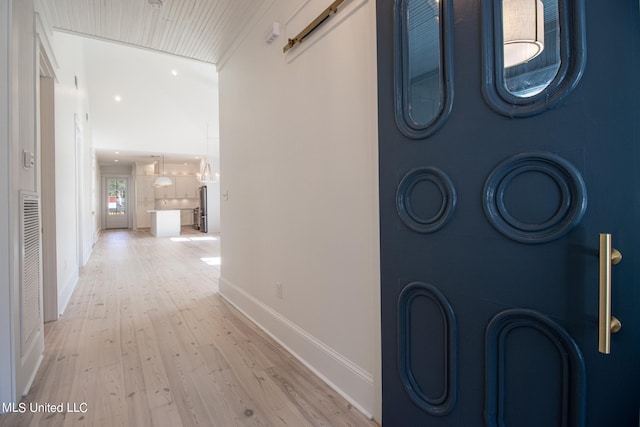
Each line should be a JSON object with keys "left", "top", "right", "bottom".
{"left": 20, "top": 191, "right": 42, "bottom": 355}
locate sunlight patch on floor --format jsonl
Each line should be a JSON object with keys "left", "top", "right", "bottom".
{"left": 171, "top": 236, "right": 218, "bottom": 242}
{"left": 201, "top": 257, "right": 221, "bottom": 266}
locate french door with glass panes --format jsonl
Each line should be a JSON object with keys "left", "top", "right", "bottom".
{"left": 105, "top": 177, "right": 128, "bottom": 229}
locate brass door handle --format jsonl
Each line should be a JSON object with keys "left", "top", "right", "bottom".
{"left": 598, "top": 233, "right": 622, "bottom": 354}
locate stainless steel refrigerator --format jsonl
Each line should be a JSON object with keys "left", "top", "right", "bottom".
{"left": 196, "top": 185, "right": 207, "bottom": 233}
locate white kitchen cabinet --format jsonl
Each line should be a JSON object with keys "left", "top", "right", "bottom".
{"left": 136, "top": 201, "right": 154, "bottom": 228}
{"left": 174, "top": 176, "right": 199, "bottom": 199}
{"left": 136, "top": 176, "right": 156, "bottom": 202}
{"left": 180, "top": 209, "right": 193, "bottom": 226}
{"left": 154, "top": 182, "right": 176, "bottom": 199}
{"left": 149, "top": 210, "right": 181, "bottom": 237}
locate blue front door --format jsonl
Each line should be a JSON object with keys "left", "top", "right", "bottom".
{"left": 377, "top": 0, "right": 640, "bottom": 425}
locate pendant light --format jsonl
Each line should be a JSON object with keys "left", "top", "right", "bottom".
{"left": 201, "top": 162, "right": 213, "bottom": 182}
{"left": 152, "top": 155, "right": 173, "bottom": 188}
{"left": 503, "top": 0, "right": 545, "bottom": 68}
{"left": 200, "top": 123, "right": 215, "bottom": 182}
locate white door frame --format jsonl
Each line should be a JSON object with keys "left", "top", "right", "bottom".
{"left": 74, "top": 114, "right": 84, "bottom": 265}
{"left": 0, "top": 0, "right": 14, "bottom": 411}
{"left": 40, "top": 69, "right": 57, "bottom": 323}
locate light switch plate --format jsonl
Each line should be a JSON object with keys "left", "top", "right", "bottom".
{"left": 23, "top": 150, "right": 35, "bottom": 169}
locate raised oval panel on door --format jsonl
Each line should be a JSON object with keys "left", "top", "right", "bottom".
{"left": 377, "top": 0, "right": 640, "bottom": 425}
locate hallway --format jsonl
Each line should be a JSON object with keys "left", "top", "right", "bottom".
{"left": 0, "top": 229, "right": 377, "bottom": 426}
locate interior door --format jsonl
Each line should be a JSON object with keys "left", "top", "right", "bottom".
{"left": 105, "top": 177, "right": 128, "bottom": 229}
{"left": 377, "top": 0, "right": 640, "bottom": 426}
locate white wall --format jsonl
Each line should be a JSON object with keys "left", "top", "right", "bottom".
{"left": 91, "top": 150, "right": 100, "bottom": 243}
{"left": 206, "top": 149, "right": 221, "bottom": 233}
{"left": 81, "top": 135, "right": 97, "bottom": 264}
{"left": 50, "top": 31, "right": 95, "bottom": 315}
{"left": 218, "top": 0, "right": 380, "bottom": 419}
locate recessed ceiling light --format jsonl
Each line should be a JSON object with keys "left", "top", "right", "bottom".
{"left": 171, "top": 69, "right": 178, "bottom": 76}
{"left": 115, "top": 151, "right": 119, "bottom": 154}
{"left": 114, "top": 159, "right": 119, "bottom": 162}
{"left": 114, "top": 95, "right": 122, "bottom": 102}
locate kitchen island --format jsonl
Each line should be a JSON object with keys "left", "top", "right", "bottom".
{"left": 148, "top": 210, "right": 181, "bottom": 237}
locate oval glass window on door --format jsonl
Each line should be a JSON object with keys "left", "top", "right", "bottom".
{"left": 394, "top": 0, "right": 454, "bottom": 139}
{"left": 482, "top": 0, "right": 586, "bottom": 117}
{"left": 503, "top": 0, "right": 560, "bottom": 97}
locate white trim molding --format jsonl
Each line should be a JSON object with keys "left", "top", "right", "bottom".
{"left": 219, "top": 276, "right": 375, "bottom": 419}
{"left": 0, "top": 0, "right": 15, "bottom": 412}
{"left": 57, "top": 269, "right": 78, "bottom": 317}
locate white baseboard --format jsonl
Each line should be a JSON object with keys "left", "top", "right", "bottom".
{"left": 219, "top": 276, "right": 374, "bottom": 418}
{"left": 57, "top": 271, "right": 78, "bottom": 317}
{"left": 82, "top": 245, "right": 93, "bottom": 267}
{"left": 21, "top": 353, "right": 43, "bottom": 397}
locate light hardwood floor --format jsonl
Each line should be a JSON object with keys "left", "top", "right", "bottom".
{"left": 0, "top": 229, "right": 379, "bottom": 427}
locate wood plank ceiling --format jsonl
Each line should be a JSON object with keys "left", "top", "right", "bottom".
{"left": 38, "top": 0, "right": 269, "bottom": 64}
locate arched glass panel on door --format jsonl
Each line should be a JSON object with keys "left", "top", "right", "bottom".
{"left": 482, "top": 0, "right": 586, "bottom": 117}
{"left": 503, "top": 0, "right": 560, "bottom": 97}
{"left": 394, "top": 0, "right": 454, "bottom": 139}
